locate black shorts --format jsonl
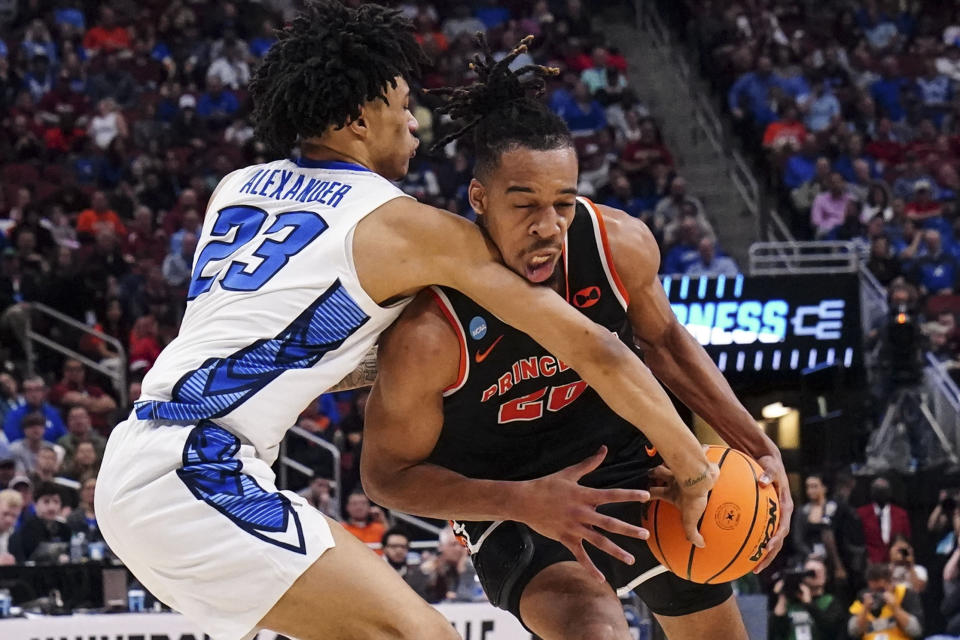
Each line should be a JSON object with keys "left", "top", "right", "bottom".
{"left": 470, "top": 500, "right": 733, "bottom": 627}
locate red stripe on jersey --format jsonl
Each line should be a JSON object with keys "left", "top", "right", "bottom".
{"left": 582, "top": 197, "right": 630, "bottom": 307}
{"left": 428, "top": 288, "right": 468, "bottom": 394}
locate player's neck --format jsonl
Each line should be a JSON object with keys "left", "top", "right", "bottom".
{"left": 301, "top": 138, "right": 374, "bottom": 173}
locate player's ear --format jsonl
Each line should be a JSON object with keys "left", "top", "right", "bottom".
{"left": 346, "top": 108, "right": 369, "bottom": 137}
{"left": 468, "top": 178, "right": 487, "bottom": 217}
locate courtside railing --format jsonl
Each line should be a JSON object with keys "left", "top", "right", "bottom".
{"left": 24, "top": 302, "right": 127, "bottom": 407}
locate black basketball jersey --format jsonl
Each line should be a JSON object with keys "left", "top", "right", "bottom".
{"left": 427, "top": 198, "right": 663, "bottom": 547}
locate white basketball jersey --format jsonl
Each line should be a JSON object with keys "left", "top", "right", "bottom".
{"left": 136, "top": 158, "right": 411, "bottom": 460}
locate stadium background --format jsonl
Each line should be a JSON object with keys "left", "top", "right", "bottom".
{"left": 2, "top": 0, "right": 960, "bottom": 637}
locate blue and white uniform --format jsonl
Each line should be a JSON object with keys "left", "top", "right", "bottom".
{"left": 96, "top": 158, "right": 411, "bottom": 640}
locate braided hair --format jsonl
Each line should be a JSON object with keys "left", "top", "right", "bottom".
{"left": 249, "top": 0, "right": 429, "bottom": 154}
{"left": 429, "top": 34, "right": 573, "bottom": 179}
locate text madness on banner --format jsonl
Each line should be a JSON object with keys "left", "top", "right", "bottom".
{"left": 662, "top": 273, "right": 862, "bottom": 381}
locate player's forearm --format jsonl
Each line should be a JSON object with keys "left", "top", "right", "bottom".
{"left": 645, "top": 322, "right": 778, "bottom": 458}
{"left": 364, "top": 461, "right": 526, "bottom": 523}
{"left": 578, "top": 331, "right": 708, "bottom": 482}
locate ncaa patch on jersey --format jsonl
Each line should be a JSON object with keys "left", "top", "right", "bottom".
{"left": 469, "top": 316, "right": 487, "bottom": 340}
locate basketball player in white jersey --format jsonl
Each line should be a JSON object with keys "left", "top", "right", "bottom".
{"left": 96, "top": 3, "right": 717, "bottom": 639}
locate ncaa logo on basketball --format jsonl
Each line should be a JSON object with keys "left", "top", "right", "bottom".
{"left": 749, "top": 497, "right": 779, "bottom": 562}
{"left": 469, "top": 316, "right": 487, "bottom": 340}
{"left": 714, "top": 502, "right": 741, "bottom": 531}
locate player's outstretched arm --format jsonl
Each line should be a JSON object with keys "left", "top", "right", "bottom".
{"left": 596, "top": 203, "right": 793, "bottom": 572}
{"left": 361, "top": 293, "right": 652, "bottom": 581}
{"left": 354, "top": 197, "right": 714, "bottom": 536}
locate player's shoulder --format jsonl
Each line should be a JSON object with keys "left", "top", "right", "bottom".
{"left": 380, "top": 289, "right": 459, "bottom": 361}
{"left": 584, "top": 200, "right": 660, "bottom": 269}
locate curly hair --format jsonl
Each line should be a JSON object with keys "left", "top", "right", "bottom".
{"left": 428, "top": 34, "right": 573, "bottom": 179}
{"left": 249, "top": 0, "right": 429, "bottom": 154}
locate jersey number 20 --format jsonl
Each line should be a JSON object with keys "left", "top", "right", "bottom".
{"left": 188, "top": 205, "right": 328, "bottom": 300}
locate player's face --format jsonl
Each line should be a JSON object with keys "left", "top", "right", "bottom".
{"left": 472, "top": 146, "right": 578, "bottom": 285}
{"left": 364, "top": 76, "right": 419, "bottom": 181}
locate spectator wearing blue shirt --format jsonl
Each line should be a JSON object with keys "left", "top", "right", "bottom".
{"left": 783, "top": 138, "right": 821, "bottom": 190}
{"left": 2, "top": 377, "right": 66, "bottom": 444}
{"left": 555, "top": 81, "right": 606, "bottom": 136}
{"left": 893, "top": 156, "right": 938, "bottom": 202}
{"left": 834, "top": 135, "right": 878, "bottom": 185}
{"left": 249, "top": 19, "right": 277, "bottom": 58}
{"left": 196, "top": 75, "right": 239, "bottom": 129}
{"left": 909, "top": 229, "right": 959, "bottom": 295}
{"left": 728, "top": 56, "right": 783, "bottom": 126}
{"left": 662, "top": 216, "right": 706, "bottom": 275}
{"left": 685, "top": 237, "right": 739, "bottom": 277}
{"left": 804, "top": 82, "right": 841, "bottom": 133}
{"left": 916, "top": 59, "right": 952, "bottom": 127}
{"left": 870, "top": 56, "right": 910, "bottom": 122}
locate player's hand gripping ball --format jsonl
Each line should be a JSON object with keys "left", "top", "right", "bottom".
{"left": 642, "top": 445, "right": 780, "bottom": 583}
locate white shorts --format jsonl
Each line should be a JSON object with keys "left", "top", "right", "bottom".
{"left": 96, "top": 416, "right": 336, "bottom": 640}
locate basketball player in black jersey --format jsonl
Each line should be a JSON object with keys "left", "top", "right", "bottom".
{"left": 361, "top": 41, "right": 792, "bottom": 639}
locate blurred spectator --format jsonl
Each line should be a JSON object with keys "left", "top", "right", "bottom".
{"left": 936, "top": 45, "right": 960, "bottom": 83}
{"left": 783, "top": 139, "right": 822, "bottom": 191}
{"left": 904, "top": 181, "right": 943, "bottom": 222}
{"left": 75, "top": 191, "right": 126, "bottom": 239}
{"left": 207, "top": 41, "right": 251, "bottom": 91}
{"left": 862, "top": 183, "right": 894, "bottom": 223}
{"left": 867, "top": 235, "right": 901, "bottom": 286}
{"left": 162, "top": 232, "right": 197, "bottom": 289}
{"left": 662, "top": 214, "right": 706, "bottom": 275}
{"left": 441, "top": 5, "right": 486, "bottom": 41}
{"left": 916, "top": 59, "right": 952, "bottom": 127}
{"left": 763, "top": 103, "right": 807, "bottom": 154}
{"left": 56, "top": 406, "right": 106, "bottom": 462}
{"left": 770, "top": 558, "right": 845, "bottom": 640}
{"left": 848, "top": 563, "right": 923, "bottom": 639}
{"left": 61, "top": 441, "right": 100, "bottom": 483}
{"left": 811, "top": 173, "right": 852, "bottom": 238}
{"left": 907, "top": 230, "right": 958, "bottom": 296}
{"left": 3, "top": 377, "right": 66, "bottom": 443}
{"left": 66, "top": 475, "right": 101, "bottom": 542}
{"left": 28, "top": 442, "right": 62, "bottom": 487}
{"left": 86, "top": 54, "right": 137, "bottom": 107}
{"left": 128, "top": 315, "right": 162, "bottom": 374}
{"left": 87, "top": 98, "right": 128, "bottom": 151}
{"left": 341, "top": 489, "right": 386, "bottom": 549}
{"left": 940, "top": 544, "right": 960, "bottom": 636}
{"left": 858, "top": 477, "right": 912, "bottom": 564}
{"left": 419, "top": 526, "right": 483, "bottom": 604}
{"left": 728, "top": 55, "right": 782, "bottom": 126}
{"left": 889, "top": 534, "right": 926, "bottom": 594}
{"left": 684, "top": 237, "right": 738, "bottom": 277}
{"left": 654, "top": 176, "right": 705, "bottom": 225}
{"left": 9, "top": 414, "right": 60, "bottom": 475}
{"left": 792, "top": 474, "right": 850, "bottom": 583}
{"left": 48, "top": 359, "right": 117, "bottom": 433}
{"left": 0, "top": 458, "right": 15, "bottom": 491}
{"left": 197, "top": 75, "right": 239, "bottom": 130}
{"left": 555, "top": 81, "right": 607, "bottom": 136}
{"left": 83, "top": 7, "right": 132, "bottom": 56}
{"left": 0, "top": 373, "right": 23, "bottom": 422}
{"left": 620, "top": 118, "right": 673, "bottom": 183}
{"left": 297, "top": 477, "right": 340, "bottom": 521}
{"left": 870, "top": 56, "right": 909, "bottom": 122}
{"left": 0, "top": 489, "right": 22, "bottom": 565}
{"left": 8, "top": 482, "right": 70, "bottom": 564}
{"left": 803, "top": 81, "right": 841, "bottom": 133}
{"left": 382, "top": 528, "right": 431, "bottom": 599}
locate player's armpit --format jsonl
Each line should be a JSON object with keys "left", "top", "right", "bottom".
{"left": 326, "top": 345, "right": 379, "bottom": 392}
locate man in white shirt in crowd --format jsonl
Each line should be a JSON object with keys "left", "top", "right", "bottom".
{"left": 0, "top": 488, "right": 22, "bottom": 565}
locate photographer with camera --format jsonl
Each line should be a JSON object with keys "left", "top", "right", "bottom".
{"left": 770, "top": 557, "right": 846, "bottom": 640}
{"left": 889, "top": 534, "right": 927, "bottom": 594}
{"left": 929, "top": 489, "right": 960, "bottom": 553}
{"left": 848, "top": 563, "right": 924, "bottom": 640}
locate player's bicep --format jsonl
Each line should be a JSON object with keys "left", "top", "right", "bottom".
{"left": 361, "top": 294, "right": 459, "bottom": 479}
{"left": 598, "top": 205, "right": 677, "bottom": 349}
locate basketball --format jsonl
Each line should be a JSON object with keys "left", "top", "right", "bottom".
{"left": 642, "top": 445, "right": 780, "bottom": 584}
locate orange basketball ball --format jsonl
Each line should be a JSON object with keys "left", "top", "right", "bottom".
{"left": 641, "top": 445, "right": 780, "bottom": 584}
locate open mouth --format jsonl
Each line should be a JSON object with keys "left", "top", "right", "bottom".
{"left": 524, "top": 250, "right": 560, "bottom": 283}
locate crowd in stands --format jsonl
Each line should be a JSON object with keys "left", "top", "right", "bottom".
{"left": 0, "top": 0, "right": 724, "bottom": 593}
{"left": 649, "top": 0, "right": 960, "bottom": 636}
